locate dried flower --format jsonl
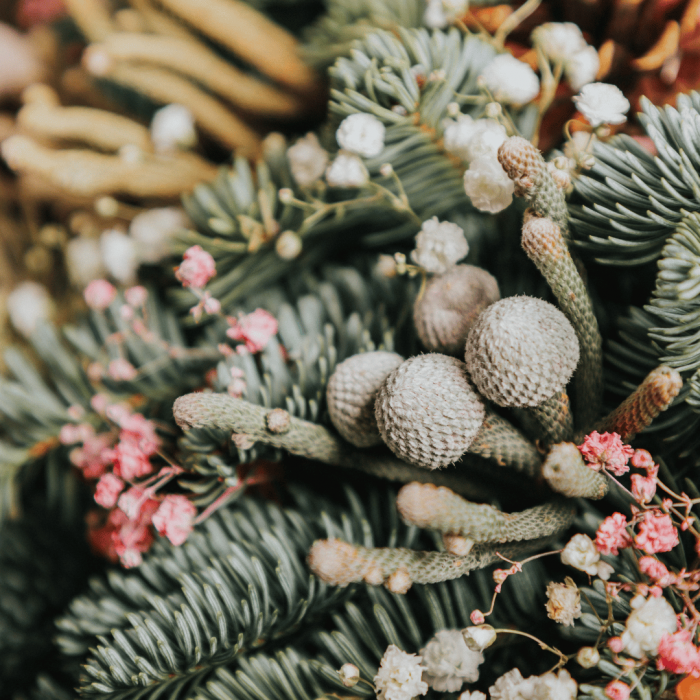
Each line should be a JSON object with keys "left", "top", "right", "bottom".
{"left": 130, "top": 207, "right": 188, "bottom": 264}
{"left": 336, "top": 113, "right": 386, "bottom": 158}
{"left": 631, "top": 474, "right": 657, "bottom": 504}
{"left": 84, "top": 279, "right": 117, "bottom": 310}
{"left": 338, "top": 663, "right": 360, "bottom": 687}
{"left": 639, "top": 556, "right": 674, "bottom": 586}
{"left": 545, "top": 577, "right": 581, "bottom": 626}
{"left": 576, "top": 646, "right": 600, "bottom": 668}
{"left": 531, "top": 23, "right": 587, "bottom": 64}
{"left": 595, "top": 513, "right": 633, "bottom": 555}
{"left": 635, "top": 510, "right": 679, "bottom": 554}
{"left": 152, "top": 494, "right": 197, "bottom": 546}
{"left": 94, "top": 473, "right": 125, "bottom": 509}
{"left": 100, "top": 229, "right": 138, "bottom": 285}
{"left": 462, "top": 120, "right": 508, "bottom": 162}
{"left": 605, "top": 680, "right": 630, "bottom": 700}
{"left": 7, "top": 281, "right": 53, "bottom": 337}
{"left": 657, "top": 630, "right": 700, "bottom": 676}
{"left": 573, "top": 83, "right": 630, "bottom": 128}
{"left": 150, "top": 103, "right": 197, "bottom": 153}
{"left": 566, "top": 45, "right": 600, "bottom": 92}
{"left": 463, "top": 155, "right": 514, "bottom": 213}
{"left": 561, "top": 533, "right": 602, "bottom": 576}
{"left": 108, "top": 359, "right": 138, "bottom": 382}
{"left": 578, "top": 431, "right": 634, "bottom": 475}
{"left": 489, "top": 668, "right": 537, "bottom": 700}
{"left": 421, "top": 629, "right": 483, "bottom": 692}
{"left": 480, "top": 54, "right": 540, "bottom": 105}
{"left": 443, "top": 114, "right": 478, "bottom": 161}
{"left": 112, "top": 439, "right": 153, "bottom": 480}
{"left": 534, "top": 669, "right": 577, "bottom": 700}
{"left": 325, "top": 152, "right": 369, "bottom": 187}
{"left": 226, "top": 309, "right": 278, "bottom": 353}
{"left": 373, "top": 644, "right": 428, "bottom": 700}
{"left": 409, "top": 217, "right": 468, "bottom": 274}
{"left": 275, "top": 230, "right": 303, "bottom": 260}
{"left": 287, "top": 133, "right": 329, "bottom": 187}
{"left": 423, "top": 0, "right": 467, "bottom": 29}
{"left": 175, "top": 245, "right": 216, "bottom": 289}
{"left": 620, "top": 595, "right": 677, "bottom": 658}
{"left": 125, "top": 286, "right": 148, "bottom": 307}
{"left": 462, "top": 624, "right": 497, "bottom": 653}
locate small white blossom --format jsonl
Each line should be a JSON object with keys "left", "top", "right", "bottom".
{"left": 620, "top": 595, "right": 677, "bottom": 659}
{"left": 573, "top": 83, "right": 630, "bottom": 128}
{"left": 443, "top": 114, "right": 478, "bottom": 161}
{"left": 423, "top": 0, "right": 467, "bottom": 29}
{"left": 545, "top": 578, "right": 581, "bottom": 627}
{"left": 531, "top": 23, "right": 587, "bottom": 64}
{"left": 463, "top": 155, "right": 514, "bottom": 213}
{"left": 462, "top": 625, "right": 497, "bottom": 653}
{"left": 287, "top": 133, "right": 328, "bottom": 187}
{"left": 339, "top": 663, "right": 360, "bottom": 687}
{"left": 561, "top": 533, "right": 600, "bottom": 576}
{"left": 374, "top": 644, "right": 428, "bottom": 700}
{"left": 275, "top": 230, "right": 302, "bottom": 260}
{"left": 7, "top": 281, "right": 53, "bottom": 337}
{"left": 150, "top": 103, "right": 197, "bottom": 153}
{"left": 410, "top": 217, "right": 468, "bottom": 274}
{"left": 325, "top": 152, "right": 369, "bottom": 187}
{"left": 100, "top": 229, "right": 138, "bottom": 285}
{"left": 130, "top": 207, "right": 188, "bottom": 264}
{"left": 66, "top": 237, "right": 106, "bottom": 287}
{"left": 421, "top": 629, "right": 484, "bottom": 692}
{"left": 565, "top": 45, "right": 600, "bottom": 91}
{"left": 336, "top": 113, "right": 386, "bottom": 158}
{"left": 490, "top": 668, "right": 537, "bottom": 700}
{"left": 533, "top": 669, "right": 577, "bottom": 700}
{"left": 459, "top": 693, "right": 487, "bottom": 700}
{"left": 576, "top": 646, "right": 600, "bottom": 668}
{"left": 464, "top": 119, "right": 508, "bottom": 161}
{"left": 480, "top": 54, "right": 540, "bottom": 105}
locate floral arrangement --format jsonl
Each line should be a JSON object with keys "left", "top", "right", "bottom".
{"left": 2, "top": 1, "right": 700, "bottom": 700}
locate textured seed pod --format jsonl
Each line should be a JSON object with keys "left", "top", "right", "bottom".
{"left": 375, "top": 354, "right": 485, "bottom": 469}
{"left": 465, "top": 296, "right": 579, "bottom": 408}
{"left": 326, "top": 351, "right": 404, "bottom": 447}
{"left": 413, "top": 264, "right": 500, "bottom": 355}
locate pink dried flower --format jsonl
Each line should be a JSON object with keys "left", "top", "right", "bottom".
{"left": 118, "top": 413, "right": 160, "bottom": 456}
{"left": 631, "top": 449, "right": 656, "bottom": 472}
{"left": 595, "top": 513, "right": 632, "bottom": 555}
{"left": 112, "top": 439, "right": 154, "bottom": 480}
{"left": 111, "top": 498, "right": 159, "bottom": 568}
{"left": 470, "top": 609, "right": 485, "bottom": 625}
{"left": 94, "top": 473, "right": 125, "bottom": 508}
{"left": 108, "top": 359, "right": 138, "bottom": 381}
{"left": 608, "top": 636, "right": 624, "bottom": 653}
{"left": 635, "top": 510, "right": 679, "bottom": 554}
{"left": 631, "top": 474, "right": 657, "bottom": 504}
{"left": 125, "top": 286, "right": 148, "bottom": 307}
{"left": 657, "top": 630, "right": 700, "bottom": 676}
{"left": 120, "top": 305, "right": 134, "bottom": 321}
{"left": 69, "top": 432, "right": 114, "bottom": 479}
{"left": 117, "top": 487, "right": 158, "bottom": 520}
{"left": 605, "top": 680, "right": 630, "bottom": 700}
{"left": 175, "top": 245, "right": 216, "bottom": 289}
{"left": 152, "top": 494, "right": 197, "bottom": 545}
{"left": 84, "top": 279, "right": 117, "bottom": 310}
{"left": 203, "top": 294, "right": 220, "bottom": 314}
{"left": 638, "top": 556, "right": 674, "bottom": 586}
{"left": 578, "top": 431, "right": 634, "bottom": 475}
{"left": 226, "top": 309, "right": 278, "bottom": 353}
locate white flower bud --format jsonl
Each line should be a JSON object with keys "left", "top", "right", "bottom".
{"left": 421, "top": 629, "right": 483, "bottom": 692}
{"left": 325, "top": 152, "right": 369, "bottom": 187}
{"left": 573, "top": 83, "right": 630, "bottom": 128}
{"left": 338, "top": 663, "right": 360, "bottom": 687}
{"left": 150, "top": 103, "right": 197, "bottom": 153}
{"left": 463, "top": 155, "right": 514, "bottom": 213}
{"left": 275, "top": 230, "right": 302, "bottom": 260}
{"left": 462, "top": 624, "right": 497, "bottom": 652}
{"left": 336, "top": 113, "right": 386, "bottom": 158}
{"left": 561, "top": 533, "right": 600, "bottom": 575}
{"left": 576, "top": 646, "right": 600, "bottom": 668}
{"left": 531, "top": 23, "right": 587, "bottom": 64}
{"left": 566, "top": 45, "right": 600, "bottom": 92}
{"left": 484, "top": 102, "right": 502, "bottom": 118}
{"left": 287, "top": 133, "right": 328, "bottom": 187}
{"left": 7, "top": 281, "right": 53, "bottom": 337}
{"left": 480, "top": 54, "right": 540, "bottom": 105}
{"left": 100, "top": 229, "right": 138, "bottom": 285}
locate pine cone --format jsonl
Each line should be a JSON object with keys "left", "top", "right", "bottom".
{"left": 326, "top": 351, "right": 404, "bottom": 447}
{"left": 413, "top": 264, "right": 500, "bottom": 356}
{"left": 464, "top": 296, "right": 579, "bottom": 408}
{"left": 375, "top": 354, "right": 485, "bottom": 469}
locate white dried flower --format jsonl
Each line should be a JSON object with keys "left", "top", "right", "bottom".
{"left": 573, "top": 83, "right": 630, "bottom": 128}
{"left": 464, "top": 119, "right": 508, "bottom": 161}
{"left": 531, "top": 23, "right": 587, "bottom": 64}
{"left": 287, "top": 133, "right": 328, "bottom": 187}
{"left": 565, "top": 45, "right": 600, "bottom": 92}
{"left": 443, "top": 114, "right": 478, "bottom": 161}
{"left": 339, "top": 663, "right": 360, "bottom": 688}
{"left": 421, "top": 629, "right": 484, "bottom": 692}
{"left": 100, "top": 229, "right": 138, "bottom": 284}
{"left": 533, "top": 669, "right": 577, "bottom": 700}
{"left": 423, "top": 0, "right": 468, "bottom": 29}
{"left": 463, "top": 155, "right": 514, "bottom": 213}
{"left": 462, "top": 625, "right": 497, "bottom": 653}
{"left": 150, "top": 103, "right": 197, "bottom": 153}
{"left": 561, "top": 533, "right": 600, "bottom": 576}
{"left": 325, "top": 152, "right": 369, "bottom": 187}
{"left": 480, "top": 54, "right": 540, "bottom": 105}
{"left": 459, "top": 693, "right": 487, "bottom": 700}
{"left": 336, "top": 113, "right": 386, "bottom": 158}
{"left": 410, "top": 217, "right": 468, "bottom": 274}
{"left": 7, "top": 281, "right": 53, "bottom": 337}
{"left": 275, "top": 230, "right": 302, "bottom": 260}
{"left": 129, "top": 207, "right": 188, "bottom": 263}
{"left": 576, "top": 646, "right": 600, "bottom": 669}
{"left": 620, "top": 595, "right": 677, "bottom": 658}
{"left": 545, "top": 578, "right": 581, "bottom": 627}
{"left": 490, "top": 668, "right": 537, "bottom": 700}
{"left": 374, "top": 644, "right": 428, "bottom": 700}
{"left": 65, "top": 237, "right": 106, "bottom": 287}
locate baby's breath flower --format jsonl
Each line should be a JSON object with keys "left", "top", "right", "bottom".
{"left": 325, "top": 152, "right": 369, "bottom": 187}
{"left": 620, "top": 595, "right": 676, "bottom": 658}
{"left": 374, "top": 645, "right": 428, "bottom": 700}
{"left": 410, "top": 217, "right": 468, "bottom": 274}
{"left": 480, "top": 54, "right": 540, "bottom": 106}
{"left": 573, "top": 83, "right": 630, "bottom": 128}
{"left": 336, "top": 113, "right": 386, "bottom": 158}
{"left": 287, "top": 133, "right": 328, "bottom": 187}
{"left": 531, "top": 22, "right": 587, "bottom": 64}
{"left": 463, "top": 155, "right": 514, "bottom": 213}
{"left": 421, "top": 629, "right": 483, "bottom": 692}
{"left": 545, "top": 577, "right": 581, "bottom": 627}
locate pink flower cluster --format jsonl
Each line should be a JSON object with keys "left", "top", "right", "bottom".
{"left": 657, "top": 630, "right": 700, "bottom": 676}
{"left": 226, "top": 309, "right": 278, "bottom": 353}
{"left": 84, "top": 279, "right": 117, "bottom": 311}
{"left": 175, "top": 245, "right": 216, "bottom": 289}
{"left": 595, "top": 509, "right": 678, "bottom": 557}
{"left": 578, "top": 431, "right": 634, "bottom": 476}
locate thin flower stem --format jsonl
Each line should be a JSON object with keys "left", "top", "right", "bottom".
{"left": 492, "top": 628, "right": 567, "bottom": 665}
